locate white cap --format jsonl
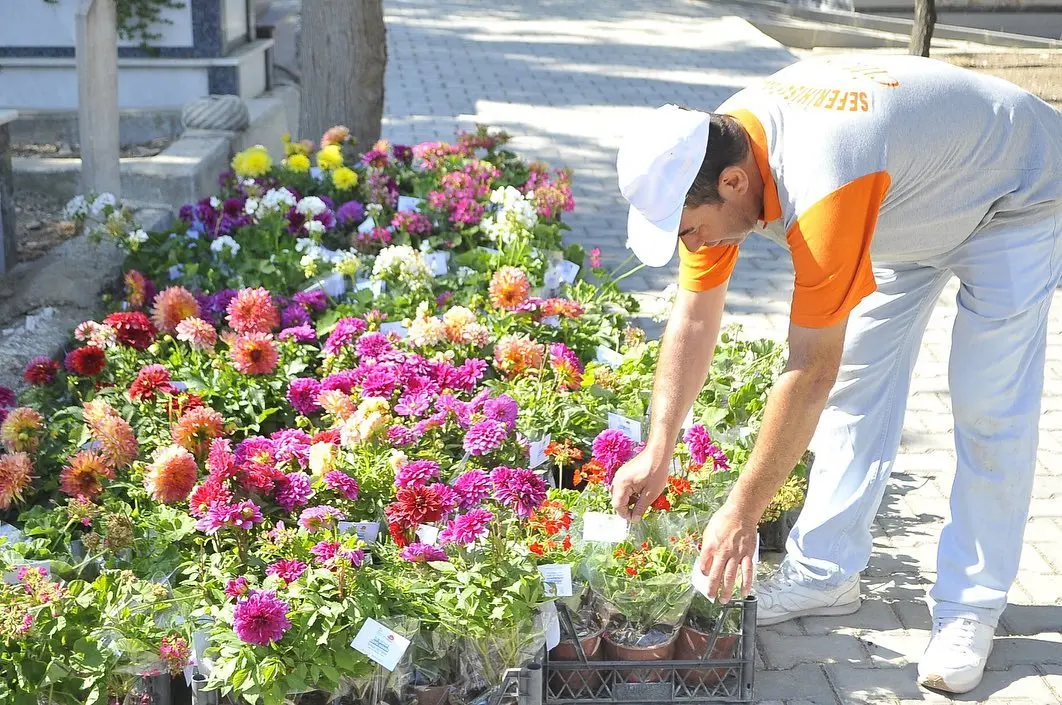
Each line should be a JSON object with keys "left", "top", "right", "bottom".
{"left": 617, "top": 104, "right": 710, "bottom": 267}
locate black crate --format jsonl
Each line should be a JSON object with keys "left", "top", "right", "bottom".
{"left": 542, "top": 597, "right": 756, "bottom": 704}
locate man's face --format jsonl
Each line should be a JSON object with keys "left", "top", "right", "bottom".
{"left": 676, "top": 165, "right": 760, "bottom": 253}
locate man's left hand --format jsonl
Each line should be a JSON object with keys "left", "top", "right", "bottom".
{"left": 696, "top": 502, "right": 759, "bottom": 603}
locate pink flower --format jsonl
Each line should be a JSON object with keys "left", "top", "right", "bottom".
{"left": 224, "top": 576, "right": 249, "bottom": 598}
{"left": 287, "top": 378, "right": 322, "bottom": 415}
{"left": 226, "top": 287, "right": 280, "bottom": 333}
{"left": 395, "top": 459, "right": 440, "bottom": 489}
{"left": 298, "top": 505, "right": 342, "bottom": 532}
{"left": 266, "top": 559, "right": 307, "bottom": 584}
{"left": 439, "top": 509, "right": 493, "bottom": 546}
{"left": 462, "top": 419, "right": 507, "bottom": 456}
{"left": 232, "top": 590, "right": 291, "bottom": 646}
{"left": 399, "top": 543, "right": 447, "bottom": 563}
{"left": 452, "top": 469, "right": 491, "bottom": 510}
{"left": 683, "top": 424, "right": 714, "bottom": 466}
{"left": 275, "top": 472, "right": 312, "bottom": 512}
{"left": 323, "top": 471, "right": 360, "bottom": 501}
{"left": 591, "top": 429, "right": 636, "bottom": 478}
{"left": 490, "top": 467, "right": 547, "bottom": 519}
{"left": 590, "top": 247, "right": 602, "bottom": 268}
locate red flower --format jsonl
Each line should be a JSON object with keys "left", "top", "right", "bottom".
{"left": 387, "top": 521, "right": 410, "bottom": 549}
{"left": 529, "top": 542, "right": 545, "bottom": 556}
{"left": 625, "top": 566, "right": 638, "bottom": 576}
{"left": 238, "top": 463, "right": 284, "bottom": 494}
{"left": 64, "top": 347, "right": 106, "bottom": 377}
{"left": 129, "top": 364, "right": 175, "bottom": 402}
{"left": 312, "top": 429, "right": 341, "bottom": 445}
{"left": 667, "top": 476, "right": 692, "bottom": 496}
{"left": 385, "top": 485, "right": 446, "bottom": 529}
{"left": 650, "top": 495, "right": 671, "bottom": 511}
{"left": 104, "top": 312, "right": 157, "bottom": 350}
{"left": 166, "top": 392, "right": 204, "bottom": 420}
{"left": 23, "top": 356, "right": 59, "bottom": 386}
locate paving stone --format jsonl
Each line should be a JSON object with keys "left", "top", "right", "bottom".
{"left": 826, "top": 664, "right": 952, "bottom": 703}
{"left": 890, "top": 599, "right": 933, "bottom": 632}
{"left": 801, "top": 599, "right": 904, "bottom": 636}
{"left": 962, "top": 665, "right": 1060, "bottom": 702}
{"left": 761, "top": 631, "right": 870, "bottom": 670}
{"left": 860, "top": 629, "right": 928, "bottom": 668}
{"left": 987, "top": 634, "right": 1062, "bottom": 669}
{"left": 755, "top": 664, "right": 836, "bottom": 702}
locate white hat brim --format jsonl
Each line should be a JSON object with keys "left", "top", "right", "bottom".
{"left": 626, "top": 202, "right": 682, "bottom": 268}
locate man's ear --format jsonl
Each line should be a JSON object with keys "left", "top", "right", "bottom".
{"left": 718, "top": 165, "right": 750, "bottom": 198}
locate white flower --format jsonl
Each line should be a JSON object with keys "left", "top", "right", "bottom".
{"left": 296, "top": 196, "right": 327, "bottom": 217}
{"left": 210, "top": 235, "right": 240, "bottom": 256}
{"left": 300, "top": 254, "right": 319, "bottom": 269}
{"left": 371, "top": 244, "right": 431, "bottom": 289}
{"left": 127, "top": 229, "right": 149, "bottom": 245}
{"left": 304, "top": 219, "right": 326, "bottom": 236}
{"left": 333, "top": 251, "right": 361, "bottom": 277}
{"left": 480, "top": 186, "right": 538, "bottom": 245}
{"left": 90, "top": 192, "right": 117, "bottom": 216}
{"left": 652, "top": 283, "right": 680, "bottom": 323}
{"left": 295, "top": 238, "right": 315, "bottom": 253}
{"left": 210, "top": 196, "right": 221, "bottom": 209}
{"left": 62, "top": 195, "right": 88, "bottom": 220}
{"left": 244, "top": 198, "right": 259, "bottom": 215}
{"left": 366, "top": 203, "right": 383, "bottom": 219}
{"left": 260, "top": 188, "right": 297, "bottom": 213}
{"left": 242, "top": 178, "right": 256, "bottom": 188}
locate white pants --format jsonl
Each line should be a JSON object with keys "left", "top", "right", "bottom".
{"left": 782, "top": 206, "right": 1062, "bottom": 627}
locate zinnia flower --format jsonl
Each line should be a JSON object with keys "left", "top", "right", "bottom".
{"left": 275, "top": 472, "right": 313, "bottom": 512}
{"left": 23, "top": 356, "right": 58, "bottom": 386}
{"left": 1, "top": 408, "right": 43, "bottom": 453}
{"left": 171, "top": 407, "right": 226, "bottom": 457}
{"left": 278, "top": 325, "right": 317, "bottom": 343}
{"left": 151, "top": 286, "right": 201, "bottom": 334}
{"left": 493, "top": 334, "right": 545, "bottom": 378}
{"left": 175, "top": 317, "right": 218, "bottom": 350}
{"left": 225, "top": 576, "right": 249, "bottom": 598}
{"left": 145, "top": 445, "right": 198, "bottom": 504}
{"left": 0, "top": 452, "right": 33, "bottom": 509}
{"left": 488, "top": 266, "right": 531, "bottom": 311}
{"left": 103, "top": 311, "right": 157, "bottom": 350}
{"left": 232, "top": 590, "right": 291, "bottom": 646}
{"left": 683, "top": 425, "right": 714, "bottom": 466}
{"left": 462, "top": 419, "right": 508, "bottom": 456}
{"left": 399, "top": 543, "right": 447, "bottom": 563}
{"left": 439, "top": 509, "right": 493, "bottom": 546}
{"left": 129, "top": 364, "right": 175, "bottom": 402}
{"left": 188, "top": 479, "right": 232, "bottom": 518}
{"left": 323, "top": 471, "right": 359, "bottom": 500}
{"left": 395, "top": 459, "right": 440, "bottom": 489}
{"left": 59, "top": 450, "right": 113, "bottom": 498}
{"left": 226, "top": 288, "right": 280, "bottom": 333}
{"left": 451, "top": 469, "right": 491, "bottom": 510}
{"left": 266, "top": 559, "right": 307, "bottom": 584}
{"left": 298, "top": 505, "right": 343, "bottom": 532}
{"left": 490, "top": 466, "right": 547, "bottom": 519}
{"left": 322, "top": 317, "right": 368, "bottom": 356}
{"left": 64, "top": 347, "right": 106, "bottom": 377}
{"left": 592, "top": 429, "right": 636, "bottom": 478}
{"left": 483, "top": 394, "right": 519, "bottom": 429}
{"left": 230, "top": 333, "right": 278, "bottom": 375}
{"left": 549, "top": 342, "right": 583, "bottom": 390}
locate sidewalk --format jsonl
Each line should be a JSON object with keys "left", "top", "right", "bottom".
{"left": 380, "top": 2, "right": 1062, "bottom": 702}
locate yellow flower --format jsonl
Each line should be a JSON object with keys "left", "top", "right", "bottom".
{"left": 317, "top": 144, "right": 344, "bottom": 171}
{"left": 285, "top": 154, "right": 311, "bottom": 173}
{"left": 231, "top": 145, "right": 273, "bottom": 178}
{"left": 332, "top": 167, "right": 359, "bottom": 190}
{"left": 308, "top": 442, "right": 338, "bottom": 476}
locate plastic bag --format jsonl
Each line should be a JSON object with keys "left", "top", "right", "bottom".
{"left": 453, "top": 617, "right": 545, "bottom": 705}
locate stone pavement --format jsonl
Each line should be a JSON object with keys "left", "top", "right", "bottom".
{"left": 380, "top": 1, "right": 1062, "bottom": 702}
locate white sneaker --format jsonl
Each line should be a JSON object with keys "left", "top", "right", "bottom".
{"left": 917, "top": 617, "right": 995, "bottom": 694}
{"left": 754, "top": 568, "right": 860, "bottom": 626}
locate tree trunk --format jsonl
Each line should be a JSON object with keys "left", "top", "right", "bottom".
{"left": 298, "top": 0, "right": 387, "bottom": 150}
{"left": 909, "top": 0, "right": 936, "bottom": 57}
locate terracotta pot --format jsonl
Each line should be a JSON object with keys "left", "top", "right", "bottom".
{"left": 603, "top": 630, "right": 677, "bottom": 683}
{"left": 411, "top": 684, "right": 450, "bottom": 705}
{"left": 548, "top": 630, "right": 604, "bottom": 696}
{"left": 674, "top": 626, "right": 740, "bottom": 688}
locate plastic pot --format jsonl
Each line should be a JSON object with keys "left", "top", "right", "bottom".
{"left": 548, "top": 629, "right": 604, "bottom": 696}
{"left": 674, "top": 624, "right": 740, "bottom": 687}
{"left": 603, "top": 629, "right": 678, "bottom": 683}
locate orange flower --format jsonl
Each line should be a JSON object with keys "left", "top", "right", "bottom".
{"left": 668, "top": 476, "right": 692, "bottom": 496}
{"left": 0, "top": 452, "right": 33, "bottom": 509}
{"left": 1, "top": 408, "right": 43, "bottom": 454}
{"left": 172, "top": 407, "right": 226, "bottom": 457}
{"left": 229, "top": 333, "right": 278, "bottom": 375}
{"left": 151, "top": 286, "right": 201, "bottom": 335}
{"left": 91, "top": 414, "right": 139, "bottom": 470}
{"left": 572, "top": 459, "right": 607, "bottom": 487}
{"left": 488, "top": 267, "right": 531, "bottom": 311}
{"left": 60, "top": 451, "right": 113, "bottom": 498}
{"left": 650, "top": 495, "right": 671, "bottom": 511}
{"left": 493, "top": 334, "right": 544, "bottom": 378}
{"left": 144, "top": 445, "right": 198, "bottom": 504}
{"left": 529, "top": 542, "right": 545, "bottom": 556}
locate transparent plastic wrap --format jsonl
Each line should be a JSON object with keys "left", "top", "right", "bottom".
{"left": 453, "top": 616, "right": 545, "bottom": 705}
{"left": 335, "top": 616, "right": 420, "bottom": 705}
{"left": 402, "top": 626, "right": 460, "bottom": 705}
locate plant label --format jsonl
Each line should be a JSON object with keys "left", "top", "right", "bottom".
{"left": 582, "top": 512, "right": 628, "bottom": 543}
{"left": 540, "top": 601, "right": 561, "bottom": 650}
{"left": 338, "top": 521, "right": 380, "bottom": 543}
{"left": 351, "top": 618, "right": 411, "bottom": 672}
{"left": 424, "top": 251, "right": 450, "bottom": 277}
{"left": 478, "top": 246, "right": 500, "bottom": 255}
{"left": 416, "top": 524, "right": 440, "bottom": 545}
{"left": 171, "top": 381, "right": 189, "bottom": 392}
{"left": 0, "top": 522, "right": 24, "bottom": 545}
{"left": 538, "top": 564, "right": 573, "bottom": 598}
{"left": 594, "top": 346, "right": 624, "bottom": 367}
{"left": 357, "top": 217, "right": 377, "bottom": 234}
{"left": 607, "top": 413, "right": 642, "bottom": 443}
{"left": 397, "top": 196, "right": 423, "bottom": 213}
{"left": 529, "top": 434, "right": 550, "bottom": 469}
{"left": 380, "top": 322, "right": 408, "bottom": 338}
{"left": 541, "top": 315, "right": 560, "bottom": 328}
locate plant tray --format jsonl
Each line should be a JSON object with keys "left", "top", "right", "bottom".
{"left": 542, "top": 598, "right": 757, "bottom": 704}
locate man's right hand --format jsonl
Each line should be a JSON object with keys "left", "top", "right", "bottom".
{"left": 610, "top": 449, "right": 672, "bottom": 521}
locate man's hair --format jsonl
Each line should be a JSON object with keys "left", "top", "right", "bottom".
{"left": 684, "top": 113, "right": 750, "bottom": 207}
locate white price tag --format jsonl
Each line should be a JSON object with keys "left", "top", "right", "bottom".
{"left": 541, "top": 315, "right": 560, "bottom": 328}
{"left": 351, "top": 618, "right": 411, "bottom": 672}
{"left": 682, "top": 407, "right": 695, "bottom": 430}
{"left": 582, "top": 512, "right": 628, "bottom": 543}
{"left": 0, "top": 522, "right": 24, "bottom": 545}
{"left": 529, "top": 434, "right": 550, "bottom": 469}
{"left": 416, "top": 524, "right": 439, "bottom": 545}
{"left": 557, "top": 260, "right": 580, "bottom": 284}
{"left": 171, "top": 381, "right": 189, "bottom": 392}
{"left": 338, "top": 521, "right": 380, "bottom": 543}
{"left": 478, "top": 246, "right": 500, "bottom": 255}
{"left": 357, "top": 217, "right": 377, "bottom": 234}
{"left": 538, "top": 564, "right": 573, "bottom": 598}
{"left": 397, "top": 196, "right": 423, "bottom": 213}
{"left": 380, "top": 322, "right": 408, "bottom": 338}
{"left": 541, "top": 601, "right": 561, "bottom": 650}
{"left": 608, "top": 412, "right": 642, "bottom": 443}
{"left": 356, "top": 279, "right": 386, "bottom": 296}
{"left": 424, "top": 251, "right": 450, "bottom": 277}
{"left": 594, "top": 346, "right": 624, "bottom": 367}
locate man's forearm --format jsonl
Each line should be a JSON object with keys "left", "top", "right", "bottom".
{"left": 727, "top": 367, "right": 834, "bottom": 519}
{"left": 645, "top": 288, "right": 726, "bottom": 459}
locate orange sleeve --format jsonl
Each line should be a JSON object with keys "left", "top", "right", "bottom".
{"left": 787, "top": 171, "right": 891, "bottom": 328}
{"left": 678, "top": 239, "right": 739, "bottom": 292}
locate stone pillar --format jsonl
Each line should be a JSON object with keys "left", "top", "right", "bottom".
{"left": 0, "top": 110, "right": 17, "bottom": 275}
{"left": 75, "top": 0, "right": 121, "bottom": 198}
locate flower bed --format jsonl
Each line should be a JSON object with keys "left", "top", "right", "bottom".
{"left": 0, "top": 126, "right": 803, "bottom": 705}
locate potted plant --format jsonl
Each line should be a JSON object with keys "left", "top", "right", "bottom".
{"left": 674, "top": 593, "right": 744, "bottom": 688}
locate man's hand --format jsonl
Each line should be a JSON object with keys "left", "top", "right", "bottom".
{"left": 696, "top": 502, "right": 759, "bottom": 603}
{"left": 610, "top": 449, "right": 671, "bottom": 521}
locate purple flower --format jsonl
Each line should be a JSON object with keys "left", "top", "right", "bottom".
{"left": 275, "top": 473, "right": 312, "bottom": 512}
{"left": 490, "top": 467, "right": 547, "bottom": 519}
{"left": 293, "top": 290, "right": 328, "bottom": 313}
{"left": 361, "top": 365, "right": 399, "bottom": 398}
{"left": 452, "top": 469, "right": 491, "bottom": 510}
{"left": 227, "top": 500, "right": 265, "bottom": 530}
{"left": 355, "top": 332, "right": 394, "bottom": 360}
{"left": 452, "top": 358, "right": 488, "bottom": 392}
{"left": 235, "top": 437, "right": 276, "bottom": 467}
{"left": 400, "top": 542, "right": 447, "bottom": 563}
{"left": 265, "top": 559, "right": 307, "bottom": 583}
{"left": 298, "top": 505, "right": 343, "bottom": 532}
{"left": 287, "top": 378, "right": 323, "bottom": 415}
{"left": 323, "top": 317, "right": 368, "bottom": 356}
{"left": 310, "top": 540, "right": 340, "bottom": 564}
{"left": 281, "top": 304, "right": 311, "bottom": 328}
{"left": 198, "top": 500, "right": 265, "bottom": 533}
{"left": 233, "top": 590, "right": 291, "bottom": 646}
{"left": 323, "top": 471, "right": 360, "bottom": 501}
{"left": 708, "top": 445, "right": 730, "bottom": 471}
{"left": 0, "top": 386, "right": 16, "bottom": 408}
{"left": 439, "top": 509, "right": 494, "bottom": 546}
{"left": 463, "top": 419, "right": 508, "bottom": 456}
{"left": 483, "top": 395, "right": 519, "bottom": 430}
{"left": 271, "top": 429, "right": 312, "bottom": 467}
{"left": 279, "top": 325, "right": 317, "bottom": 343}
{"left": 591, "top": 429, "right": 636, "bottom": 476}
{"left": 395, "top": 459, "right": 440, "bottom": 489}
{"left": 310, "top": 540, "right": 364, "bottom": 568}
{"left": 387, "top": 425, "right": 422, "bottom": 446}
{"left": 393, "top": 144, "right": 414, "bottom": 165}
{"left": 395, "top": 392, "right": 433, "bottom": 417}
{"left": 336, "top": 200, "right": 366, "bottom": 226}
{"left": 321, "top": 369, "right": 360, "bottom": 395}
